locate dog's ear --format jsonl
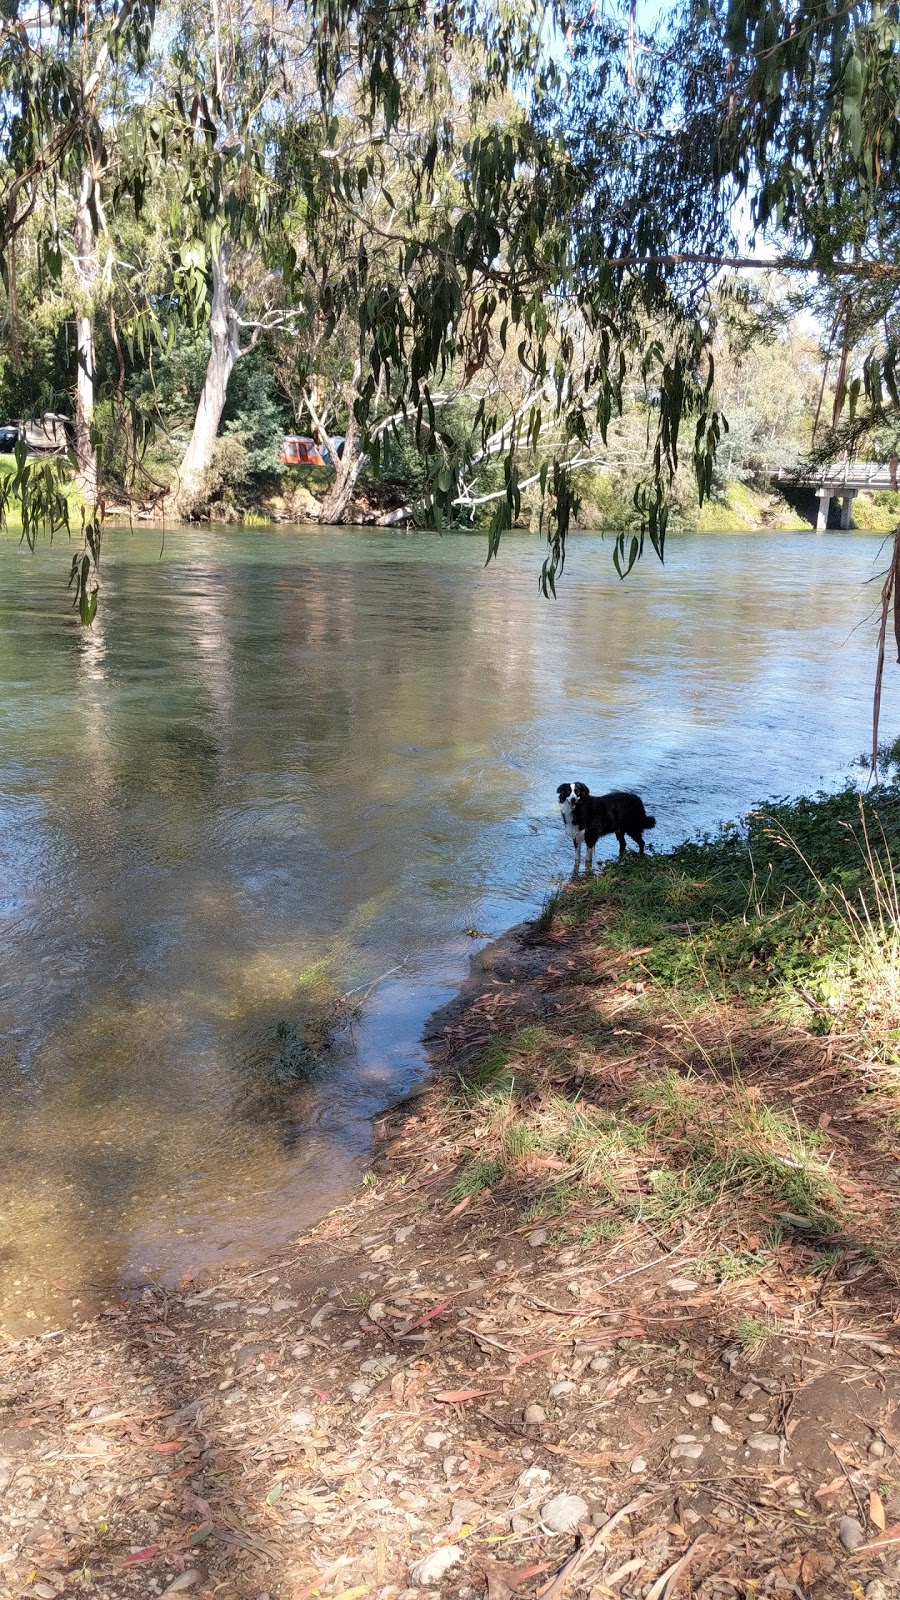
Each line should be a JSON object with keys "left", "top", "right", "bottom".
{"left": 556, "top": 783, "right": 569, "bottom": 801}
{"left": 574, "top": 782, "right": 589, "bottom": 798}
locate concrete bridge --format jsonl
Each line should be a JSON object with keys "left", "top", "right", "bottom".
{"left": 770, "top": 461, "right": 898, "bottom": 529}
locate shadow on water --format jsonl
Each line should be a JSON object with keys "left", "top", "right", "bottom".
{"left": 0, "top": 523, "right": 890, "bottom": 1329}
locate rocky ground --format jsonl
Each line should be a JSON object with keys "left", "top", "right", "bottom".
{"left": 2, "top": 905, "right": 899, "bottom": 1600}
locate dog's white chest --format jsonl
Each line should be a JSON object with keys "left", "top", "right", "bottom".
{"left": 560, "top": 796, "right": 584, "bottom": 845}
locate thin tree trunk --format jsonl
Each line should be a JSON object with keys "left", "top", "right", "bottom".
{"left": 318, "top": 405, "right": 364, "bottom": 523}
{"left": 176, "top": 239, "right": 240, "bottom": 510}
{"left": 307, "top": 363, "right": 367, "bottom": 523}
{"left": 74, "top": 167, "right": 98, "bottom": 505}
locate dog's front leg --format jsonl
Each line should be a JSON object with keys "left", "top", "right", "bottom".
{"left": 585, "top": 845, "right": 594, "bottom": 872}
{"left": 573, "top": 839, "right": 582, "bottom": 874}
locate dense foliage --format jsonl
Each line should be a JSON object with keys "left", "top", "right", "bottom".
{"left": 1, "top": 2, "right": 900, "bottom": 616}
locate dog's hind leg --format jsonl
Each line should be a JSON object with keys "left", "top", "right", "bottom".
{"left": 633, "top": 831, "right": 645, "bottom": 855}
{"left": 616, "top": 831, "right": 627, "bottom": 857}
{"left": 585, "top": 844, "right": 594, "bottom": 872}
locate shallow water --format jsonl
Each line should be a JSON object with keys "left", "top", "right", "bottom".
{"left": 0, "top": 524, "right": 891, "bottom": 1330}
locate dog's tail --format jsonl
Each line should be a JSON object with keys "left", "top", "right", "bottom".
{"left": 643, "top": 811, "right": 656, "bottom": 830}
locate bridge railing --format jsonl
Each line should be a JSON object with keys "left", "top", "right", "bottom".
{"left": 769, "top": 461, "right": 898, "bottom": 490}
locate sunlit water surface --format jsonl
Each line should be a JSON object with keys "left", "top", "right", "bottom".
{"left": 0, "top": 524, "right": 891, "bottom": 1329}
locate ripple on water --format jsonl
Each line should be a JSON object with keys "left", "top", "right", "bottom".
{"left": 0, "top": 524, "right": 886, "bottom": 1330}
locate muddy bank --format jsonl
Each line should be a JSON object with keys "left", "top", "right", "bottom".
{"left": 1, "top": 901, "right": 899, "bottom": 1600}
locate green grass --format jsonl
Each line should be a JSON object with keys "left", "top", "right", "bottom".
{"left": 449, "top": 1035, "right": 844, "bottom": 1238}
{"left": 558, "top": 784, "right": 900, "bottom": 1047}
{"left": 449, "top": 1156, "right": 505, "bottom": 1201}
{"left": 734, "top": 1312, "right": 781, "bottom": 1357}
{"left": 439, "top": 784, "right": 899, "bottom": 1289}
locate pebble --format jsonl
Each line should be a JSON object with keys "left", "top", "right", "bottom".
{"left": 528, "top": 1229, "right": 549, "bottom": 1248}
{"left": 493, "top": 1260, "right": 508, "bottom": 1273}
{"left": 869, "top": 1438, "right": 886, "bottom": 1458}
{"left": 309, "top": 1302, "right": 335, "bottom": 1329}
{"left": 557, "top": 1249, "right": 577, "bottom": 1266}
{"left": 629, "top": 1456, "right": 647, "bottom": 1474}
{"left": 668, "top": 1278, "right": 699, "bottom": 1293}
{"left": 866, "top": 1581, "right": 889, "bottom": 1600}
{"left": 589, "top": 1355, "right": 610, "bottom": 1374}
{"left": 839, "top": 1515, "right": 866, "bottom": 1551}
{"left": 685, "top": 1393, "right": 707, "bottom": 1407}
{"left": 674, "top": 1433, "right": 697, "bottom": 1443}
{"left": 410, "top": 1546, "right": 463, "bottom": 1585}
{"left": 541, "top": 1493, "right": 589, "bottom": 1532}
{"left": 510, "top": 1513, "right": 531, "bottom": 1533}
{"left": 738, "top": 1383, "right": 759, "bottom": 1399}
{"left": 524, "top": 1404, "right": 547, "bottom": 1425}
{"left": 450, "top": 1498, "right": 481, "bottom": 1524}
{"left": 424, "top": 1431, "right": 450, "bottom": 1450}
{"left": 711, "top": 1415, "right": 732, "bottom": 1435}
{"left": 747, "top": 1433, "right": 781, "bottom": 1454}
{"left": 754, "top": 1376, "right": 781, "bottom": 1395}
{"left": 31, "top": 1586, "right": 56, "bottom": 1599}
{"left": 518, "top": 1466, "right": 551, "bottom": 1489}
{"left": 670, "top": 1441, "right": 704, "bottom": 1461}
{"left": 748, "top": 1412, "right": 768, "bottom": 1422}
{"left": 548, "top": 1381, "right": 575, "bottom": 1398}
{"left": 287, "top": 1408, "right": 314, "bottom": 1430}
{"left": 161, "top": 1575, "right": 201, "bottom": 1597}
{"left": 395, "top": 1225, "right": 416, "bottom": 1243}
{"left": 348, "top": 1380, "right": 371, "bottom": 1402}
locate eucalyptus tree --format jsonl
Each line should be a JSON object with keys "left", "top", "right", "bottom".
{"left": 665, "top": 1, "right": 900, "bottom": 444}
{"left": 271, "top": 27, "right": 528, "bottom": 525}
{"left": 159, "top": 0, "right": 324, "bottom": 513}
{"left": 0, "top": 0, "right": 159, "bottom": 616}
{"left": 13, "top": 0, "right": 894, "bottom": 615}
{"left": 663, "top": 0, "right": 900, "bottom": 762}
{"left": 0, "top": 1, "right": 158, "bottom": 489}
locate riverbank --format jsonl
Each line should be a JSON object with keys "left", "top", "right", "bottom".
{"left": 3, "top": 784, "right": 900, "bottom": 1600}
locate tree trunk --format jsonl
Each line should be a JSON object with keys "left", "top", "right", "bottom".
{"left": 176, "top": 239, "right": 240, "bottom": 511}
{"left": 74, "top": 168, "right": 98, "bottom": 505}
{"left": 308, "top": 363, "right": 367, "bottom": 523}
{"left": 318, "top": 404, "right": 365, "bottom": 523}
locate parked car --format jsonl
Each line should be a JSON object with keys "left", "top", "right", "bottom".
{"left": 280, "top": 434, "right": 345, "bottom": 467}
{"left": 0, "top": 425, "right": 19, "bottom": 453}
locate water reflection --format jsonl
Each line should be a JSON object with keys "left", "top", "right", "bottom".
{"left": 0, "top": 525, "right": 889, "bottom": 1330}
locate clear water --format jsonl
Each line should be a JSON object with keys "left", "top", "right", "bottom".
{"left": 0, "top": 523, "right": 890, "bottom": 1330}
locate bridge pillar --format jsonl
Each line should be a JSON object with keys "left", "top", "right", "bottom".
{"left": 815, "top": 490, "right": 832, "bottom": 531}
{"left": 840, "top": 490, "right": 857, "bottom": 530}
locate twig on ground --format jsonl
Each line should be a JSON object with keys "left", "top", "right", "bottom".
{"left": 535, "top": 1491, "right": 661, "bottom": 1600}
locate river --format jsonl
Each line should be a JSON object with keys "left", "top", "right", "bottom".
{"left": 0, "top": 524, "right": 890, "bottom": 1331}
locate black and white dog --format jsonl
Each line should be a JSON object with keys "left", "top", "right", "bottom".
{"left": 557, "top": 782, "right": 656, "bottom": 871}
